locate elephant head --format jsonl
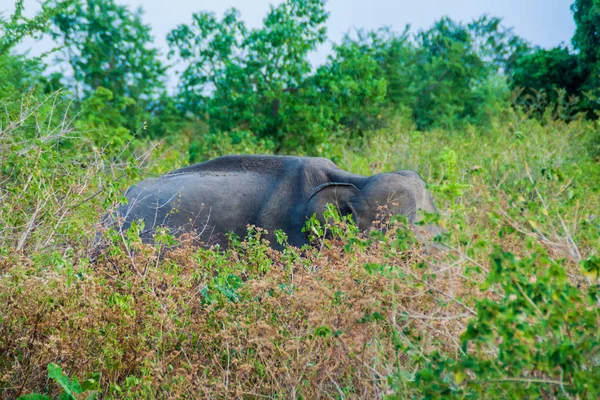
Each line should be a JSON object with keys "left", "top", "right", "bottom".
{"left": 306, "top": 172, "right": 431, "bottom": 232}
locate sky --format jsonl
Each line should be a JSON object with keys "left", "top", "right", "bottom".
{"left": 8, "top": 0, "right": 576, "bottom": 85}
{"left": 131, "top": 0, "right": 576, "bottom": 66}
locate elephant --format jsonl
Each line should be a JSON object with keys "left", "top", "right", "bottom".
{"left": 102, "top": 155, "right": 440, "bottom": 249}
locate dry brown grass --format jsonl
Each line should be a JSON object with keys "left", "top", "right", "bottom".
{"left": 0, "top": 219, "right": 487, "bottom": 398}
{"left": 4, "top": 206, "right": 589, "bottom": 398}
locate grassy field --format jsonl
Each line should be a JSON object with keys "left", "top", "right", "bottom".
{"left": 1, "top": 98, "right": 599, "bottom": 398}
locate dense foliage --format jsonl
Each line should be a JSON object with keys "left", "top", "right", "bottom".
{"left": 1, "top": 0, "right": 599, "bottom": 398}
{"left": 508, "top": 0, "right": 600, "bottom": 118}
{"left": 4, "top": 0, "right": 598, "bottom": 155}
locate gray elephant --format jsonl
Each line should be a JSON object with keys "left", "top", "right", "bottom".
{"left": 104, "top": 155, "right": 440, "bottom": 249}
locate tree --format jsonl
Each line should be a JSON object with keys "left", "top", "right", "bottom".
{"left": 312, "top": 28, "right": 402, "bottom": 134}
{"left": 410, "top": 17, "right": 491, "bottom": 129}
{"left": 572, "top": 0, "right": 600, "bottom": 70}
{"left": 571, "top": 0, "right": 600, "bottom": 115}
{"left": 467, "top": 15, "right": 531, "bottom": 74}
{"left": 167, "top": 0, "right": 329, "bottom": 151}
{"left": 508, "top": 47, "right": 585, "bottom": 113}
{"left": 48, "top": 0, "right": 166, "bottom": 133}
{"left": 167, "top": 8, "right": 249, "bottom": 127}
{"left": 0, "top": 1, "right": 73, "bottom": 120}
{"left": 503, "top": 1, "right": 599, "bottom": 118}
{"left": 0, "top": 0, "right": 71, "bottom": 57}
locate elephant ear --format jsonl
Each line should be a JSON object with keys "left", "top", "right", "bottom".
{"left": 306, "top": 182, "right": 360, "bottom": 223}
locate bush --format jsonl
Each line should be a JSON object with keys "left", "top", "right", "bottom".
{"left": 1, "top": 1, "right": 599, "bottom": 398}
{"left": 2, "top": 97, "right": 599, "bottom": 397}
{"left": 403, "top": 248, "right": 599, "bottom": 399}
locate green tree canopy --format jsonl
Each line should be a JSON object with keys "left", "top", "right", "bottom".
{"left": 572, "top": 0, "right": 600, "bottom": 69}
{"left": 571, "top": 0, "right": 600, "bottom": 114}
{"left": 167, "top": 0, "right": 329, "bottom": 149}
{"left": 48, "top": 0, "right": 166, "bottom": 132}
{"left": 509, "top": 47, "right": 585, "bottom": 112}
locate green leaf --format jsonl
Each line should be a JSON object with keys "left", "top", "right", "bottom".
{"left": 17, "top": 395, "right": 53, "bottom": 400}
{"left": 48, "top": 363, "right": 83, "bottom": 397}
{"left": 314, "top": 325, "right": 332, "bottom": 337}
{"left": 58, "top": 393, "right": 74, "bottom": 400}
{"left": 80, "top": 372, "right": 101, "bottom": 391}
{"left": 454, "top": 370, "right": 466, "bottom": 384}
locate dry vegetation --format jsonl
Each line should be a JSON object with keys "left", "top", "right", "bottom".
{"left": 1, "top": 227, "right": 458, "bottom": 398}
{"left": 0, "top": 97, "right": 599, "bottom": 398}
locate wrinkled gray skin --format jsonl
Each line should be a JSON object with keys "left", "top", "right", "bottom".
{"left": 105, "top": 155, "right": 440, "bottom": 249}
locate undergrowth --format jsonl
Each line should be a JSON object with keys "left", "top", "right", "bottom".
{"left": 0, "top": 95, "right": 599, "bottom": 398}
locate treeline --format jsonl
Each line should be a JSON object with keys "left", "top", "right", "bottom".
{"left": 1, "top": 0, "right": 598, "bottom": 157}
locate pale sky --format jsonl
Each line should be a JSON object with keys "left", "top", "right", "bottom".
{"left": 8, "top": 0, "right": 576, "bottom": 85}
{"left": 133, "top": 0, "right": 576, "bottom": 66}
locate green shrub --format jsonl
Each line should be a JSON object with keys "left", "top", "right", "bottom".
{"left": 397, "top": 247, "right": 600, "bottom": 399}
{"left": 18, "top": 363, "right": 100, "bottom": 400}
